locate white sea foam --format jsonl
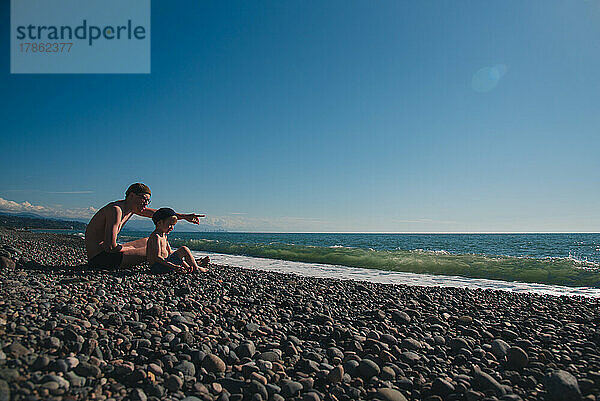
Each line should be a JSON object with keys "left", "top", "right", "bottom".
{"left": 410, "top": 248, "right": 451, "bottom": 255}
{"left": 192, "top": 251, "right": 600, "bottom": 298}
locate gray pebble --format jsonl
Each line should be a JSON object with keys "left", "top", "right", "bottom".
{"left": 545, "top": 370, "right": 581, "bottom": 401}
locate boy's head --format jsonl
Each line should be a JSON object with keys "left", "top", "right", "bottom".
{"left": 152, "top": 207, "right": 178, "bottom": 233}
{"left": 125, "top": 183, "right": 151, "bottom": 212}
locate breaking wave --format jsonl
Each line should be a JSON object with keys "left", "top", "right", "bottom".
{"left": 169, "top": 238, "right": 600, "bottom": 288}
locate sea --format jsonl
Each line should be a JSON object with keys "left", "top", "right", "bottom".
{"left": 108, "top": 231, "right": 600, "bottom": 298}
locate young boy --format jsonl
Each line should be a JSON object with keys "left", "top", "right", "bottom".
{"left": 147, "top": 207, "right": 210, "bottom": 274}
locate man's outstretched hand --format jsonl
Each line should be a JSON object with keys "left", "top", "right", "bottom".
{"left": 181, "top": 213, "right": 206, "bottom": 224}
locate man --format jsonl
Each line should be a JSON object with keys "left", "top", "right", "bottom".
{"left": 85, "top": 183, "right": 204, "bottom": 269}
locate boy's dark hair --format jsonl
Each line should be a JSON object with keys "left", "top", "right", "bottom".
{"left": 126, "top": 183, "right": 151, "bottom": 197}
{"left": 152, "top": 208, "right": 177, "bottom": 225}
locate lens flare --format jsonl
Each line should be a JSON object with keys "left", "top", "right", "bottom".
{"left": 471, "top": 64, "right": 508, "bottom": 93}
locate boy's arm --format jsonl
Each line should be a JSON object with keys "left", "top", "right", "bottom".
{"left": 145, "top": 234, "right": 160, "bottom": 264}
{"left": 103, "top": 206, "right": 123, "bottom": 253}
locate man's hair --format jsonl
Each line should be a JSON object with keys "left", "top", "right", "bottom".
{"left": 152, "top": 208, "right": 177, "bottom": 225}
{"left": 125, "top": 183, "right": 151, "bottom": 197}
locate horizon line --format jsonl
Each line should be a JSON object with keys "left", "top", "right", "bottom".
{"left": 151, "top": 230, "right": 600, "bottom": 234}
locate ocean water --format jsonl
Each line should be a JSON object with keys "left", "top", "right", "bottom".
{"left": 115, "top": 232, "right": 600, "bottom": 295}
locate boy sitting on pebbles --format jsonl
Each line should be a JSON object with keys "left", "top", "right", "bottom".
{"left": 146, "top": 208, "right": 210, "bottom": 274}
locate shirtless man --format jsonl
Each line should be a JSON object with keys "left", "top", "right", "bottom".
{"left": 85, "top": 183, "right": 205, "bottom": 269}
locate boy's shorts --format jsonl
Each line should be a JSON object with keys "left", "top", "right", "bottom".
{"left": 150, "top": 253, "right": 183, "bottom": 274}
{"left": 88, "top": 251, "right": 124, "bottom": 270}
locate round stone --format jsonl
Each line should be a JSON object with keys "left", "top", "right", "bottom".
{"left": 174, "top": 361, "right": 196, "bottom": 377}
{"left": 431, "top": 377, "right": 455, "bottom": 397}
{"left": 74, "top": 362, "right": 101, "bottom": 378}
{"left": 202, "top": 354, "right": 226, "bottom": 373}
{"left": 491, "top": 339, "right": 510, "bottom": 359}
{"left": 280, "top": 381, "right": 303, "bottom": 397}
{"left": 506, "top": 346, "right": 528, "bottom": 369}
{"left": 327, "top": 366, "right": 344, "bottom": 383}
{"left": 165, "top": 375, "right": 183, "bottom": 392}
{"left": 375, "top": 388, "right": 408, "bottom": 401}
{"left": 358, "top": 359, "right": 380, "bottom": 380}
{"left": 545, "top": 370, "right": 581, "bottom": 401}
{"left": 259, "top": 351, "right": 280, "bottom": 362}
{"left": 236, "top": 342, "right": 256, "bottom": 358}
{"left": 381, "top": 366, "right": 396, "bottom": 380}
{"left": 449, "top": 338, "right": 471, "bottom": 352}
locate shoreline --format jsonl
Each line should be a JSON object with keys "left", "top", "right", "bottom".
{"left": 193, "top": 252, "right": 600, "bottom": 298}
{"left": 34, "top": 228, "right": 600, "bottom": 289}
{"left": 1, "top": 227, "right": 599, "bottom": 400}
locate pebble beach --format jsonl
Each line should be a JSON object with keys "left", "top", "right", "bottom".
{"left": 1, "top": 227, "right": 599, "bottom": 401}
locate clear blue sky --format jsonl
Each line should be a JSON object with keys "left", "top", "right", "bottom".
{"left": 1, "top": 1, "right": 599, "bottom": 232}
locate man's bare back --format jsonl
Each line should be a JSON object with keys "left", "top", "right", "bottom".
{"left": 85, "top": 184, "right": 153, "bottom": 269}
{"left": 85, "top": 201, "right": 134, "bottom": 259}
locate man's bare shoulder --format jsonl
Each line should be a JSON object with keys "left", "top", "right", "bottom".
{"left": 102, "top": 201, "right": 123, "bottom": 214}
{"left": 91, "top": 201, "right": 124, "bottom": 221}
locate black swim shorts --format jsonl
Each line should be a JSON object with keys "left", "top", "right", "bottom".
{"left": 88, "top": 251, "right": 124, "bottom": 269}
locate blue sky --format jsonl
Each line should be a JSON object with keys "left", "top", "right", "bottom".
{"left": 1, "top": 1, "right": 599, "bottom": 232}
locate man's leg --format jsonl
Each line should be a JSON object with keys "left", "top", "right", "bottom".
{"left": 119, "top": 237, "right": 148, "bottom": 268}
{"left": 121, "top": 237, "right": 148, "bottom": 251}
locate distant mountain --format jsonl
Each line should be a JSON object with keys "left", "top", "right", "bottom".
{"left": 119, "top": 219, "right": 154, "bottom": 230}
{"left": 1, "top": 211, "right": 46, "bottom": 219}
{"left": 0, "top": 211, "right": 225, "bottom": 232}
{"left": 0, "top": 212, "right": 87, "bottom": 230}
{"left": 0, "top": 211, "right": 88, "bottom": 222}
